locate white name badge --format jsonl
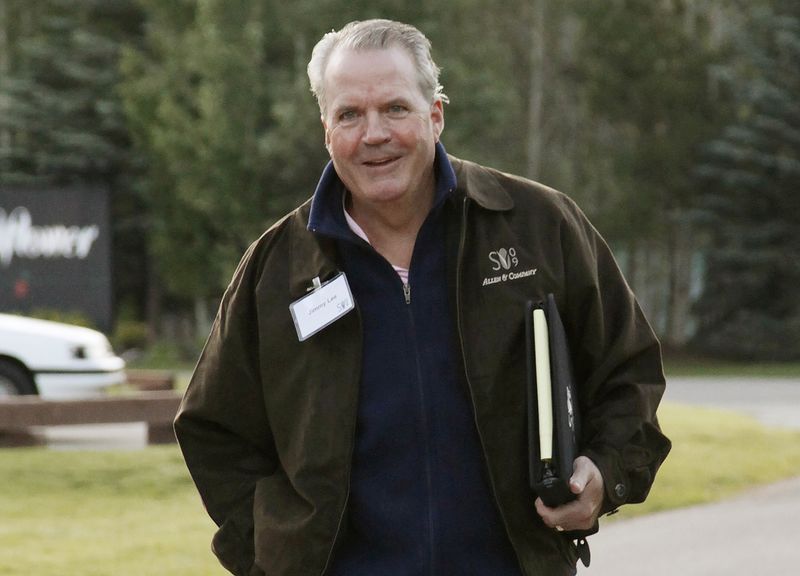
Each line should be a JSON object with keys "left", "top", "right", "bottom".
{"left": 289, "top": 272, "right": 355, "bottom": 341}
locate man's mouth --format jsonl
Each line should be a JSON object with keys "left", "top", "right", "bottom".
{"left": 363, "top": 156, "right": 399, "bottom": 167}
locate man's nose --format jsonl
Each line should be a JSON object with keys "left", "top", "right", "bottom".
{"left": 362, "top": 111, "right": 391, "bottom": 144}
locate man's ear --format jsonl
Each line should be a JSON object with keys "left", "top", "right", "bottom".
{"left": 321, "top": 114, "right": 332, "bottom": 153}
{"left": 431, "top": 99, "right": 444, "bottom": 143}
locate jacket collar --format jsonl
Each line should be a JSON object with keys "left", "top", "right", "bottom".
{"left": 289, "top": 143, "right": 457, "bottom": 297}
{"left": 449, "top": 156, "right": 514, "bottom": 211}
{"left": 289, "top": 203, "right": 341, "bottom": 298}
{"left": 306, "top": 141, "right": 457, "bottom": 241}
{"left": 290, "top": 146, "right": 513, "bottom": 297}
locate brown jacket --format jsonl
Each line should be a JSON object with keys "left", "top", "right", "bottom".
{"left": 175, "top": 156, "right": 671, "bottom": 576}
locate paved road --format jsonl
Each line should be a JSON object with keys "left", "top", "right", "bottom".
{"left": 664, "top": 376, "right": 800, "bottom": 429}
{"left": 580, "top": 475, "right": 800, "bottom": 575}
{"left": 580, "top": 375, "right": 800, "bottom": 575}
{"left": 34, "top": 422, "right": 148, "bottom": 450}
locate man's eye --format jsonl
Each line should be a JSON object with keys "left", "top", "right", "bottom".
{"left": 387, "top": 105, "right": 409, "bottom": 117}
{"left": 338, "top": 110, "right": 358, "bottom": 122}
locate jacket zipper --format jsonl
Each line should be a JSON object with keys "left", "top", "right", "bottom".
{"left": 404, "top": 285, "right": 437, "bottom": 575}
{"left": 401, "top": 262, "right": 435, "bottom": 571}
{"left": 455, "top": 196, "right": 528, "bottom": 576}
{"left": 319, "top": 308, "right": 363, "bottom": 576}
{"left": 319, "top": 272, "right": 418, "bottom": 574}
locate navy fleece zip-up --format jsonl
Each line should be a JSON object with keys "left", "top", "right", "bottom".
{"left": 309, "top": 144, "right": 522, "bottom": 575}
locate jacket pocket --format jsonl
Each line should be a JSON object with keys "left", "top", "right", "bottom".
{"left": 252, "top": 472, "right": 328, "bottom": 575}
{"left": 211, "top": 497, "right": 261, "bottom": 576}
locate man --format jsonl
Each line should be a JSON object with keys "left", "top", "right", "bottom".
{"left": 175, "top": 19, "right": 670, "bottom": 576}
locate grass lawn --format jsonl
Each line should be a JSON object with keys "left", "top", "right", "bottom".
{"left": 0, "top": 447, "right": 226, "bottom": 576}
{"left": 2, "top": 403, "right": 800, "bottom": 574}
{"left": 610, "top": 402, "right": 800, "bottom": 520}
{"left": 662, "top": 352, "right": 800, "bottom": 378}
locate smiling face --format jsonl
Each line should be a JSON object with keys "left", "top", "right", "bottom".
{"left": 321, "top": 46, "right": 444, "bottom": 214}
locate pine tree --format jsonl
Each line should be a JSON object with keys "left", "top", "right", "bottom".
{"left": 0, "top": 0, "right": 148, "bottom": 332}
{"left": 119, "top": 0, "right": 277, "bottom": 311}
{"left": 693, "top": 4, "right": 800, "bottom": 359}
{"left": 0, "top": 0, "right": 140, "bottom": 186}
{"left": 566, "top": 0, "right": 730, "bottom": 345}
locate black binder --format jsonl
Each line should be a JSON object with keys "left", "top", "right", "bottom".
{"left": 526, "top": 294, "right": 598, "bottom": 564}
{"left": 525, "top": 294, "right": 580, "bottom": 508}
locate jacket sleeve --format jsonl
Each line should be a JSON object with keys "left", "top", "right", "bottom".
{"left": 559, "top": 198, "right": 671, "bottom": 515}
{"left": 174, "top": 243, "right": 275, "bottom": 576}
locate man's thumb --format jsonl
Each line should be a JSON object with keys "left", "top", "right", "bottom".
{"left": 569, "top": 457, "right": 590, "bottom": 494}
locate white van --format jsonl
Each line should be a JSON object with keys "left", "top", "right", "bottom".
{"left": 0, "top": 313, "right": 125, "bottom": 398}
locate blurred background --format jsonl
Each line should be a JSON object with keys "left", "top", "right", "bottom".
{"left": 1, "top": 2, "right": 798, "bottom": 575}
{"left": 1, "top": 0, "right": 798, "bottom": 364}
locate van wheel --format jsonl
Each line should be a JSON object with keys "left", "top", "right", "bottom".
{"left": 0, "top": 361, "right": 36, "bottom": 396}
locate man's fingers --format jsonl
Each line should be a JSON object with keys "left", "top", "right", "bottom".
{"left": 538, "top": 503, "right": 590, "bottom": 531}
{"left": 535, "top": 497, "right": 562, "bottom": 527}
{"left": 536, "top": 496, "right": 582, "bottom": 530}
{"left": 536, "top": 457, "right": 605, "bottom": 531}
{"left": 534, "top": 497, "right": 554, "bottom": 522}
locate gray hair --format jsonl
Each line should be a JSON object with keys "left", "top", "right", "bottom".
{"left": 307, "top": 19, "right": 448, "bottom": 114}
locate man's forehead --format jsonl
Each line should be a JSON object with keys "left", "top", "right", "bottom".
{"left": 325, "top": 44, "right": 414, "bottom": 77}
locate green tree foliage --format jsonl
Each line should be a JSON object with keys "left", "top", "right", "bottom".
{"left": 121, "top": 0, "right": 276, "bottom": 300}
{"left": 0, "top": 0, "right": 149, "bottom": 330}
{"left": 564, "top": 0, "right": 733, "bottom": 345}
{"left": 573, "top": 0, "right": 726, "bottom": 242}
{"left": 118, "top": 0, "right": 523, "bottom": 303}
{"left": 5, "top": 0, "right": 791, "bottom": 356}
{"left": 0, "top": 0, "right": 139, "bottom": 186}
{"left": 693, "top": 3, "right": 800, "bottom": 359}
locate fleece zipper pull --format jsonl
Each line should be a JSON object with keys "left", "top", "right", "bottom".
{"left": 403, "top": 282, "right": 412, "bottom": 304}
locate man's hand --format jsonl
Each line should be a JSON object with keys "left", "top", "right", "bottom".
{"left": 535, "top": 456, "right": 604, "bottom": 532}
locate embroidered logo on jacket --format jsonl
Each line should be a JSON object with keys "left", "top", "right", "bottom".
{"left": 483, "top": 247, "right": 538, "bottom": 286}
{"left": 489, "top": 247, "right": 518, "bottom": 271}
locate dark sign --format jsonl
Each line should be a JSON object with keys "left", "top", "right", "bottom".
{"left": 0, "top": 187, "right": 113, "bottom": 331}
